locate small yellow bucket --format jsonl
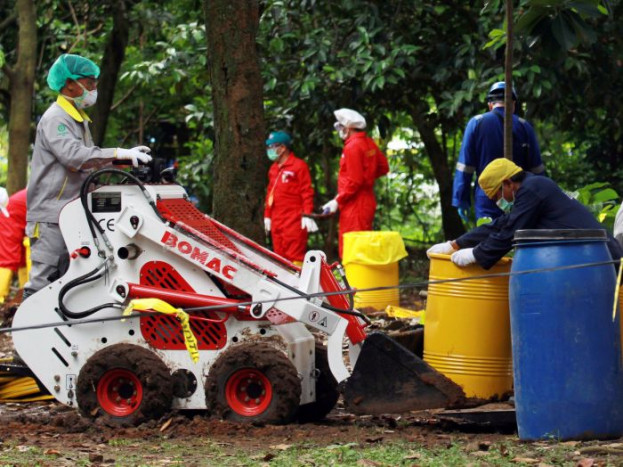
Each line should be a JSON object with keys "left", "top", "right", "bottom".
{"left": 424, "top": 253, "right": 512, "bottom": 399}
{"left": 342, "top": 231, "right": 407, "bottom": 310}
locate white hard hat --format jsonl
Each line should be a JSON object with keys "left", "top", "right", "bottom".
{"left": 333, "top": 108, "right": 366, "bottom": 130}
{"left": 0, "top": 188, "right": 8, "bottom": 217}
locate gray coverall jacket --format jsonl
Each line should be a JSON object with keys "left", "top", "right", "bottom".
{"left": 25, "top": 95, "right": 114, "bottom": 292}
{"left": 27, "top": 95, "right": 115, "bottom": 224}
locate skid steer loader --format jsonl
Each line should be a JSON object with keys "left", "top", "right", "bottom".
{"left": 12, "top": 166, "right": 463, "bottom": 425}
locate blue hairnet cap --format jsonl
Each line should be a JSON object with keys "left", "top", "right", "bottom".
{"left": 47, "top": 54, "right": 100, "bottom": 92}
{"left": 265, "top": 131, "right": 292, "bottom": 147}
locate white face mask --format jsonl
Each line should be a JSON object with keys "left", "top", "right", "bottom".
{"left": 339, "top": 128, "right": 349, "bottom": 140}
{"left": 68, "top": 81, "right": 98, "bottom": 109}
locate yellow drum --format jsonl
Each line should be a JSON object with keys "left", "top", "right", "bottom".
{"left": 343, "top": 231, "right": 407, "bottom": 310}
{"left": 424, "top": 253, "right": 512, "bottom": 399}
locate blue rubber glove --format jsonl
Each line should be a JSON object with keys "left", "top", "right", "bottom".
{"left": 458, "top": 207, "right": 469, "bottom": 223}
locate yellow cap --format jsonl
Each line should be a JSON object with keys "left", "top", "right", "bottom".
{"left": 478, "top": 158, "right": 522, "bottom": 199}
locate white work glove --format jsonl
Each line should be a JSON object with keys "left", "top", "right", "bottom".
{"left": 426, "top": 241, "right": 456, "bottom": 258}
{"left": 301, "top": 217, "right": 319, "bottom": 232}
{"left": 116, "top": 146, "right": 152, "bottom": 167}
{"left": 264, "top": 217, "right": 271, "bottom": 233}
{"left": 451, "top": 248, "right": 477, "bottom": 267}
{"left": 322, "top": 199, "right": 339, "bottom": 214}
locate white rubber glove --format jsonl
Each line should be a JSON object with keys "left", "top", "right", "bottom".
{"left": 264, "top": 217, "right": 271, "bottom": 233}
{"left": 301, "top": 217, "right": 319, "bottom": 232}
{"left": 426, "top": 241, "right": 456, "bottom": 258}
{"left": 322, "top": 199, "right": 339, "bottom": 214}
{"left": 451, "top": 248, "right": 477, "bottom": 267}
{"left": 116, "top": 146, "right": 152, "bottom": 167}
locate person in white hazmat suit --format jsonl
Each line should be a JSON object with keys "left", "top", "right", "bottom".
{"left": 23, "top": 54, "right": 153, "bottom": 299}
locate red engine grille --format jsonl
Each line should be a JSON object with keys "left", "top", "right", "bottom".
{"left": 139, "top": 261, "right": 227, "bottom": 350}
{"left": 156, "top": 198, "right": 240, "bottom": 254}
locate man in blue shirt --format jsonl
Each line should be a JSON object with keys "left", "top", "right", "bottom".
{"left": 452, "top": 82, "right": 545, "bottom": 222}
{"left": 430, "top": 159, "right": 622, "bottom": 269}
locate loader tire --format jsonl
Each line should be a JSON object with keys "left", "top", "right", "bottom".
{"left": 76, "top": 344, "right": 173, "bottom": 426}
{"left": 205, "top": 342, "right": 300, "bottom": 424}
{"left": 297, "top": 343, "right": 339, "bottom": 423}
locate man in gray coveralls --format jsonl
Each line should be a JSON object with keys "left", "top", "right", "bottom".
{"left": 23, "top": 54, "right": 153, "bottom": 299}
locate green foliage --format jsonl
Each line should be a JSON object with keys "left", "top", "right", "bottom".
{"left": 477, "top": 216, "right": 493, "bottom": 227}
{"left": 1, "top": 0, "right": 623, "bottom": 249}
{"left": 569, "top": 181, "right": 620, "bottom": 229}
{"left": 0, "top": 125, "right": 7, "bottom": 186}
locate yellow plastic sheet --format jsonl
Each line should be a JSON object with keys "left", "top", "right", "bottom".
{"left": 385, "top": 305, "right": 425, "bottom": 324}
{"left": 342, "top": 231, "right": 407, "bottom": 266}
{"left": 123, "top": 298, "right": 199, "bottom": 363}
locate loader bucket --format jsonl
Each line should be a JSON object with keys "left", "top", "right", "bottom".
{"left": 342, "top": 332, "right": 465, "bottom": 415}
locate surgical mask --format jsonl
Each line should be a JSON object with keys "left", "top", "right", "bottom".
{"left": 73, "top": 81, "right": 98, "bottom": 109}
{"left": 496, "top": 192, "right": 514, "bottom": 213}
{"left": 267, "top": 148, "right": 279, "bottom": 161}
{"left": 338, "top": 128, "right": 349, "bottom": 140}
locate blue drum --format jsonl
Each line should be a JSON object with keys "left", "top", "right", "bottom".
{"left": 510, "top": 229, "right": 623, "bottom": 440}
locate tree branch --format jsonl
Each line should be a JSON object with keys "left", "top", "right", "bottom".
{"left": 2, "top": 63, "right": 14, "bottom": 81}
{"left": 0, "top": 13, "right": 17, "bottom": 33}
{"left": 120, "top": 105, "right": 160, "bottom": 146}
{"left": 111, "top": 84, "right": 138, "bottom": 111}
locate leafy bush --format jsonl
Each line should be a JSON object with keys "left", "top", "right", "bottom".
{"left": 567, "top": 181, "right": 619, "bottom": 231}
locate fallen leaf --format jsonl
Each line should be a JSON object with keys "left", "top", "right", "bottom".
{"left": 89, "top": 453, "right": 104, "bottom": 463}
{"left": 44, "top": 449, "right": 60, "bottom": 456}
{"left": 269, "top": 444, "right": 291, "bottom": 450}
{"left": 576, "top": 458, "right": 595, "bottom": 467}
{"left": 512, "top": 457, "right": 540, "bottom": 464}
{"left": 159, "top": 418, "right": 173, "bottom": 432}
{"left": 357, "top": 460, "right": 382, "bottom": 466}
{"left": 403, "top": 453, "right": 421, "bottom": 460}
{"left": 562, "top": 441, "right": 580, "bottom": 447}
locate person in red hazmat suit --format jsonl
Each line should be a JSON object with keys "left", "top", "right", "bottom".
{"left": 0, "top": 188, "right": 28, "bottom": 302}
{"left": 322, "top": 108, "right": 389, "bottom": 258}
{"left": 263, "top": 131, "right": 318, "bottom": 265}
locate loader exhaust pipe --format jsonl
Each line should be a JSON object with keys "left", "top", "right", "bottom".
{"left": 117, "top": 244, "right": 142, "bottom": 260}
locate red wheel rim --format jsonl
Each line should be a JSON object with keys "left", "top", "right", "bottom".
{"left": 97, "top": 369, "right": 143, "bottom": 417}
{"left": 225, "top": 368, "right": 273, "bottom": 417}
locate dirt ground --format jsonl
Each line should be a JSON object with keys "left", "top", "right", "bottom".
{"left": 0, "top": 292, "right": 622, "bottom": 466}
{"left": 0, "top": 298, "right": 513, "bottom": 465}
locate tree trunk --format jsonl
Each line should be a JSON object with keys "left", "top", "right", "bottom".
{"left": 203, "top": 0, "right": 267, "bottom": 242}
{"left": 410, "top": 108, "right": 465, "bottom": 240}
{"left": 6, "top": 0, "right": 36, "bottom": 195}
{"left": 91, "top": 0, "right": 131, "bottom": 146}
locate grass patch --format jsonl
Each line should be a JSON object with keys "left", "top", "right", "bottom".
{"left": 1, "top": 435, "right": 620, "bottom": 465}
